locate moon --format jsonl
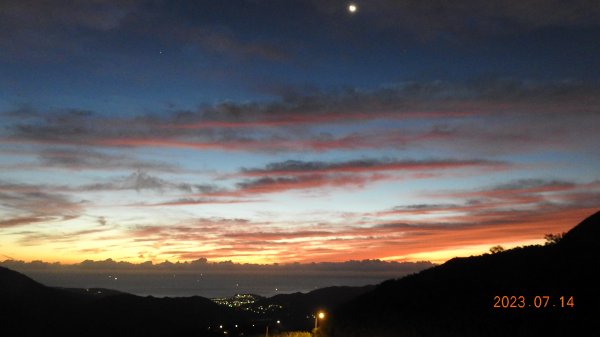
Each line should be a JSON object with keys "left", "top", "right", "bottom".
{"left": 348, "top": 3, "right": 357, "bottom": 13}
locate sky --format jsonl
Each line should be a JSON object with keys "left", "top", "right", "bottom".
{"left": 1, "top": 0, "right": 599, "bottom": 266}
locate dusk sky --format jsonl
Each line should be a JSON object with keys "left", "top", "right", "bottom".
{"left": 1, "top": 0, "right": 599, "bottom": 265}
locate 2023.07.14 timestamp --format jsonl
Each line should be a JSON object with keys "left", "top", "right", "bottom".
{"left": 493, "top": 295, "right": 574, "bottom": 309}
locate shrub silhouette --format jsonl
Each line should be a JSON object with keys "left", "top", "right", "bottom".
{"left": 489, "top": 245, "right": 504, "bottom": 254}
{"left": 544, "top": 232, "right": 565, "bottom": 245}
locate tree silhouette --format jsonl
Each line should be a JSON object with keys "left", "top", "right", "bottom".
{"left": 544, "top": 232, "right": 565, "bottom": 245}
{"left": 489, "top": 245, "right": 505, "bottom": 254}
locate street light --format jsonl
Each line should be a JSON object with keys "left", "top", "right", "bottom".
{"left": 314, "top": 311, "right": 325, "bottom": 330}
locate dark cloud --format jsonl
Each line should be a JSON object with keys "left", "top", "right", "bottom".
{"left": 230, "top": 174, "right": 385, "bottom": 196}
{"left": 0, "top": 181, "right": 84, "bottom": 216}
{"left": 0, "top": 173, "right": 226, "bottom": 213}
{"left": 179, "top": 80, "right": 600, "bottom": 127}
{"left": 3, "top": 80, "right": 598, "bottom": 153}
{"left": 0, "top": 181, "right": 85, "bottom": 232}
{"left": 36, "top": 148, "right": 179, "bottom": 172}
{"left": 142, "top": 198, "right": 252, "bottom": 207}
{"left": 0, "top": 216, "right": 49, "bottom": 228}
{"left": 237, "top": 175, "right": 328, "bottom": 192}
{"left": 204, "top": 158, "right": 508, "bottom": 197}
{"left": 120, "top": 158, "right": 509, "bottom": 202}
{"left": 242, "top": 158, "right": 508, "bottom": 175}
{"left": 0, "top": 173, "right": 153, "bottom": 195}
{"left": 491, "top": 179, "right": 576, "bottom": 191}
{"left": 17, "top": 226, "right": 113, "bottom": 246}
{"left": 383, "top": 179, "right": 600, "bottom": 228}
{"left": 409, "top": 204, "right": 453, "bottom": 210}
{"left": 81, "top": 171, "right": 213, "bottom": 193}
{"left": 432, "top": 179, "right": 597, "bottom": 200}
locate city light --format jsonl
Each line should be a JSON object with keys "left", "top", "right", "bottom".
{"left": 315, "top": 311, "right": 326, "bottom": 330}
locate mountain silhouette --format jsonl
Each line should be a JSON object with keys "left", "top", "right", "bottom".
{"left": 0, "top": 267, "right": 373, "bottom": 336}
{"left": 558, "top": 209, "right": 600, "bottom": 252}
{"left": 324, "top": 210, "right": 600, "bottom": 337}
{"left": 0, "top": 266, "right": 249, "bottom": 337}
{"left": 0, "top": 264, "right": 47, "bottom": 295}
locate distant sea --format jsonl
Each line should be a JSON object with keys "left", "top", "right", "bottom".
{"left": 20, "top": 271, "right": 395, "bottom": 298}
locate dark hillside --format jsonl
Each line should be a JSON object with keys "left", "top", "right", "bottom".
{"left": 0, "top": 266, "right": 247, "bottom": 337}
{"left": 256, "top": 285, "right": 374, "bottom": 330}
{"left": 0, "top": 267, "right": 373, "bottom": 337}
{"left": 324, "top": 211, "right": 600, "bottom": 337}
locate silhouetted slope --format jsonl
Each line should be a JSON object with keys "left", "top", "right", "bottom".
{"left": 0, "top": 265, "right": 376, "bottom": 337}
{"left": 0, "top": 266, "right": 91, "bottom": 335}
{"left": 559, "top": 210, "right": 600, "bottom": 253}
{"left": 325, "top": 211, "right": 600, "bottom": 337}
{"left": 0, "top": 266, "right": 46, "bottom": 295}
{"left": 59, "top": 287, "right": 126, "bottom": 298}
{"left": 257, "top": 285, "right": 374, "bottom": 329}
{"left": 82, "top": 294, "right": 239, "bottom": 337}
{"left": 0, "top": 266, "right": 248, "bottom": 337}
